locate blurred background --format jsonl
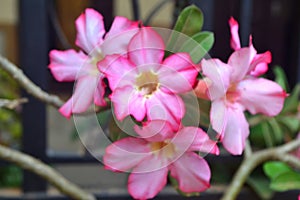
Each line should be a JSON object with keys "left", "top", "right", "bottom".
{"left": 0, "top": 0, "right": 299, "bottom": 199}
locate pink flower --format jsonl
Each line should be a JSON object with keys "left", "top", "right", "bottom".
{"left": 48, "top": 8, "right": 138, "bottom": 118}
{"left": 103, "top": 120, "right": 219, "bottom": 199}
{"left": 200, "top": 18, "right": 287, "bottom": 155}
{"left": 99, "top": 27, "right": 198, "bottom": 129}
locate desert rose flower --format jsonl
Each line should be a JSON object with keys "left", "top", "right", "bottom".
{"left": 49, "top": 8, "right": 138, "bottom": 118}
{"left": 199, "top": 18, "right": 287, "bottom": 155}
{"left": 103, "top": 120, "right": 219, "bottom": 199}
{"left": 99, "top": 27, "right": 198, "bottom": 129}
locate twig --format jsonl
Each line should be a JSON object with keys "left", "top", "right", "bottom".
{"left": 0, "top": 54, "right": 64, "bottom": 108}
{"left": 0, "top": 144, "right": 95, "bottom": 200}
{"left": 221, "top": 139, "right": 300, "bottom": 200}
{"left": 0, "top": 98, "right": 28, "bottom": 109}
{"left": 244, "top": 139, "right": 252, "bottom": 158}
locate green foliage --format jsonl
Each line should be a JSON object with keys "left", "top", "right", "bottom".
{"left": 263, "top": 161, "right": 300, "bottom": 192}
{"left": 273, "top": 66, "right": 289, "bottom": 92}
{"left": 166, "top": 5, "right": 214, "bottom": 60}
{"left": 173, "top": 5, "right": 203, "bottom": 37}
{"left": 247, "top": 176, "right": 274, "bottom": 200}
{"left": 180, "top": 31, "right": 214, "bottom": 63}
{"left": 0, "top": 166, "right": 22, "bottom": 187}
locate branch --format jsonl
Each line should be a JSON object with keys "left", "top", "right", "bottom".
{"left": 221, "top": 139, "right": 300, "bottom": 200}
{"left": 0, "top": 98, "right": 28, "bottom": 109}
{"left": 0, "top": 54, "right": 111, "bottom": 113}
{"left": 0, "top": 54, "right": 64, "bottom": 108}
{"left": 0, "top": 144, "right": 95, "bottom": 200}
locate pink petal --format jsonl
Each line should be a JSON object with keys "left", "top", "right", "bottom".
{"left": 249, "top": 51, "right": 271, "bottom": 76}
{"left": 201, "top": 59, "right": 232, "bottom": 100}
{"left": 48, "top": 49, "right": 88, "bottom": 82}
{"left": 159, "top": 53, "right": 198, "bottom": 93}
{"left": 128, "top": 165, "right": 168, "bottom": 199}
{"left": 59, "top": 76, "right": 98, "bottom": 118}
{"left": 194, "top": 79, "right": 210, "bottom": 100}
{"left": 222, "top": 106, "right": 249, "bottom": 155}
{"left": 228, "top": 46, "right": 257, "bottom": 82}
{"left": 210, "top": 99, "right": 228, "bottom": 136}
{"left": 134, "top": 120, "right": 174, "bottom": 141}
{"left": 94, "top": 75, "right": 107, "bottom": 106}
{"left": 110, "top": 85, "right": 136, "bottom": 120}
{"left": 170, "top": 152, "right": 211, "bottom": 193}
{"left": 237, "top": 77, "right": 287, "bottom": 116}
{"left": 75, "top": 8, "right": 105, "bottom": 55}
{"left": 102, "top": 16, "right": 139, "bottom": 55}
{"left": 103, "top": 137, "right": 150, "bottom": 172}
{"left": 98, "top": 55, "right": 137, "bottom": 90}
{"left": 174, "top": 127, "right": 219, "bottom": 155}
{"left": 229, "top": 17, "right": 241, "bottom": 50}
{"left": 128, "top": 93, "right": 146, "bottom": 121}
{"left": 105, "top": 16, "right": 138, "bottom": 40}
{"left": 128, "top": 27, "right": 165, "bottom": 66}
{"left": 147, "top": 91, "right": 184, "bottom": 130}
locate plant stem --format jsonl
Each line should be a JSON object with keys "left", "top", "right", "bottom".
{"left": 221, "top": 139, "right": 300, "bottom": 200}
{"left": 0, "top": 144, "right": 95, "bottom": 200}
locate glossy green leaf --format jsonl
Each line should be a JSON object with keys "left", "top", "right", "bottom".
{"left": 270, "top": 172, "right": 300, "bottom": 191}
{"left": 273, "top": 66, "right": 289, "bottom": 92}
{"left": 173, "top": 5, "right": 204, "bottom": 36}
{"left": 263, "top": 161, "right": 293, "bottom": 180}
{"left": 180, "top": 31, "right": 214, "bottom": 63}
{"left": 267, "top": 118, "right": 283, "bottom": 144}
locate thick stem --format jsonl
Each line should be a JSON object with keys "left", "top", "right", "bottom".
{"left": 221, "top": 139, "right": 300, "bottom": 200}
{"left": 0, "top": 144, "right": 95, "bottom": 200}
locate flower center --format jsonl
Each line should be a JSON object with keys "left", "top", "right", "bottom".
{"left": 150, "top": 141, "right": 176, "bottom": 158}
{"left": 89, "top": 53, "right": 104, "bottom": 76}
{"left": 226, "top": 83, "right": 240, "bottom": 103}
{"left": 136, "top": 71, "right": 159, "bottom": 97}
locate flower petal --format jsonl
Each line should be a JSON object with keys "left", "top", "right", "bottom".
{"left": 128, "top": 165, "right": 168, "bottom": 199}
{"left": 237, "top": 77, "right": 287, "bottom": 116}
{"left": 59, "top": 76, "right": 98, "bottom": 118}
{"left": 98, "top": 55, "right": 137, "bottom": 90}
{"left": 210, "top": 99, "right": 228, "bottom": 136}
{"left": 147, "top": 91, "right": 184, "bottom": 130}
{"left": 75, "top": 8, "right": 105, "bottom": 55}
{"left": 105, "top": 16, "right": 138, "bottom": 40}
{"left": 159, "top": 53, "right": 198, "bottom": 93}
{"left": 170, "top": 152, "right": 211, "bottom": 193}
{"left": 128, "top": 27, "right": 165, "bottom": 66}
{"left": 110, "top": 85, "right": 136, "bottom": 121}
{"left": 94, "top": 75, "right": 107, "bottom": 106}
{"left": 249, "top": 51, "right": 271, "bottom": 76}
{"left": 174, "top": 127, "right": 219, "bottom": 155}
{"left": 229, "top": 17, "right": 241, "bottom": 50}
{"left": 201, "top": 59, "right": 232, "bottom": 100}
{"left": 103, "top": 137, "right": 150, "bottom": 172}
{"left": 228, "top": 46, "right": 257, "bottom": 82}
{"left": 222, "top": 106, "right": 249, "bottom": 155}
{"left": 48, "top": 49, "right": 88, "bottom": 82}
{"left": 128, "top": 93, "right": 146, "bottom": 121}
{"left": 134, "top": 120, "right": 174, "bottom": 141}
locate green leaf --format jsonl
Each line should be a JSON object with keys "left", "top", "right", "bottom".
{"left": 270, "top": 171, "right": 300, "bottom": 191}
{"left": 173, "top": 5, "right": 203, "bottom": 36}
{"left": 263, "top": 161, "right": 293, "bottom": 180}
{"left": 247, "top": 176, "right": 274, "bottom": 200}
{"left": 281, "top": 84, "right": 300, "bottom": 114}
{"left": 169, "top": 175, "right": 200, "bottom": 197}
{"left": 277, "top": 116, "right": 300, "bottom": 135}
{"left": 179, "top": 31, "right": 214, "bottom": 63}
{"left": 273, "top": 66, "right": 289, "bottom": 92}
{"left": 267, "top": 118, "right": 283, "bottom": 144}
{"left": 261, "top": 122, "right": 275, "bottom": 147}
